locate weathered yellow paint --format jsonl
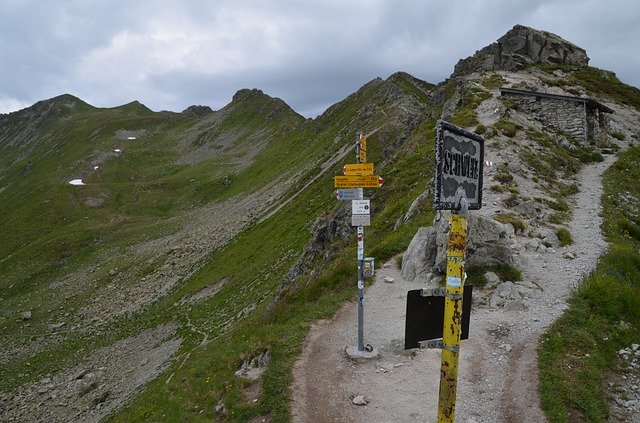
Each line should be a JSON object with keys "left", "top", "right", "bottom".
{"left": 438, "top": 214, "right": 468, "bottom": 422}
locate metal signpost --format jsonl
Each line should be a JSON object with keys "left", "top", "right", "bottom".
{"left": 434, "top": 120, "right": 484, "bottom": 422}
{"left": 404, "top": 120, "right": 483, "bottom": 422}
{"left": 333, "top": 132, "right": 384, "bottom": 356}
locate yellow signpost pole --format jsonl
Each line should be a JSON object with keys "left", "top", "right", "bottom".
{"left": 437, "top": 213, "right": 468, "bottom": 422}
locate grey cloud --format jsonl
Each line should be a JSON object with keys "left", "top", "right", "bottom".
{"left": 1, "top": 0, "right": 638, "bottom": 116}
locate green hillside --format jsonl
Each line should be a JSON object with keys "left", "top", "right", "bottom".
{"left": 0, "top": 72, "right": 439, "bottom": 421}
{"left": 1, "top": 29, "right": 639, "bottom": 421}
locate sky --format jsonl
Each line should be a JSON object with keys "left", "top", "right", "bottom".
{"left": 1, "top": 0, "right": 638, "bottom": 118}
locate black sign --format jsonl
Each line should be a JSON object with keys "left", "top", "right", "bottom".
{"left": 434, "top": 120, "right": 484, "bottom": 210}
{"left": 404, "top": 285, "right": 473, "bottom": 350}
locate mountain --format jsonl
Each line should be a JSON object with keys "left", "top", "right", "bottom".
{"left": 0, "top": 25, "right": 639, "bottom": 422}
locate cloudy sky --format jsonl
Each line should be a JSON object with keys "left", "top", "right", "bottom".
{"left": 1, "top": 0, "right": 638, "bottom": 118}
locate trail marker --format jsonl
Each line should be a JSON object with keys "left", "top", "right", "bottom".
{"left": 351, "top": 200, "right": 370, "bottom": 215}
{"left": 356, "top": 133, "right": 367, "bottom": 163}
{"left": 334, "top": 175, "right": 384, "bottom": 188}
{"left": 343, "top": 163, "right": 374, "bottom": 175}
{"left": 335, "top": 188, "right": 363, "bottom": 201}
{"left": 351, "top": 214, "right": 370, "bottom": 227}
{"left": 342, "top": 131, "right": 382, "bottom": 359}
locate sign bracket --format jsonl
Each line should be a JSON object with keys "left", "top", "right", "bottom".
{"left": 419, "top": 339, "right": 460, "bottom": 353}
{"left": 421, "top": 287, "right": 463, "bottom": 301}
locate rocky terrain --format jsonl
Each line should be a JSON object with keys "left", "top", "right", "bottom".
{"left": 1, "top": 25, "right": 639, "bottom": 421}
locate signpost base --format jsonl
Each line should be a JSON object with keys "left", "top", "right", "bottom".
{"left": 345, "top": 346, "right": 379, "bottom": 361}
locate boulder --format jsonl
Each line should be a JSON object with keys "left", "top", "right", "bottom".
{"left": 484, "top": 271, "right": 501, "bottom": 288}
{"left": 433, "top": 212, "right": 513, "bottom": 272}
{"left": 402, "top": 212, "right": 515, "bottom": 277}
{"left": 401, "top": 227, "right": 437, "bottom": 280}
{"left": 513, "top": 201, "right": 538, "bottom": 218}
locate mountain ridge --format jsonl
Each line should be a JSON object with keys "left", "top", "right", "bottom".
{"left": 0, "top": 24, "right": 639, "bottom": 422}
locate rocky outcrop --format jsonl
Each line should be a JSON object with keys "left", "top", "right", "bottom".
{"left": 402, "top": 212, "right": 514, "bottom": 280}
{"left": 280, "top": 206, "right": 353, "bottom": 288}
{"left": 452, "top": 25, "right": 589, "bottom": 78}
{"left": 401, "top": 227, "right": 437, "bottom": 280}
{"left": 181, "top": 105, "right": 213, "bottom": 117}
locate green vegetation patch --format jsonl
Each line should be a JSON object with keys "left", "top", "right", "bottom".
{"left": 534, "top": 64, "right": 640, "bottom": 110}
{"left": 611, "top": 131, "right": 626, "bottom": 141}
{"left": 466, "top": 264, "right": 523, "bottom": 287}
{"left": 493, "top": 213, "right": 526, "bottom": 233}
{"left": 450, "top": 84, "right": 492, "bottom": 128}
{"left": 555, "top": 227, "right": 574, "bottom": 246}
{"left": 493, "top": 120, "right": 518, "bottom": 138}
{"left": 482, "top": 74, "right": 506, "bottom": 90}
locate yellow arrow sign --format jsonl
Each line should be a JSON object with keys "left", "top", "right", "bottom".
{"left": 358, "top": 135, "right": 367, "bottom": 163}
{"left": 334, "top": 175, "right": 384, "bottom": 188}
{"left": 342, "top": 163, "right": 374, "bottom": 175}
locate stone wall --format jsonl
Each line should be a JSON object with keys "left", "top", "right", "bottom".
{"left": 586, "top": 106, "right": 610, "bottom": 146}
{"left": 505, "top": 92, "right": 587, "bottom": 143}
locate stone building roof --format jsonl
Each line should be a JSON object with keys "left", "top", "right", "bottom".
{"left": 500, "top": 87, "right": 614, "bottom": 114}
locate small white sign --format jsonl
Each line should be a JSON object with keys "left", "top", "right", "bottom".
{"left": 352, "top": 200, "right": 370, "bottom": 215}
{"left": 351, "top": 214, "right": 371, "bottom": 227}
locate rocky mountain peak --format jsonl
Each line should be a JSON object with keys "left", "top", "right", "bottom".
{"left": 231, "top": 88, "right": 269, "bottom": 103}
{"left": 181, "top": 105, "right": 213, "bottom": 118}
{"left": 451, "top": 24, "right": 589, "bottom": 78}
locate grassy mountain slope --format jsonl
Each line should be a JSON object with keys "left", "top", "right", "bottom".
{"left": 0, "top": 72, "right": 440, "bottom": 421}
{"left": 1, "top": 31, "right": 639, "bottom": 421}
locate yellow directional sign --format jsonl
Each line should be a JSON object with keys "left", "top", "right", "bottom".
{"left": 342, "top": 163, "right": 374, "bottom": 176}
{"left": 334, "top": 175, "right": 384, "bottom": 188}
{"left": 358, "top": 135, "right": 367, "bottom": 163}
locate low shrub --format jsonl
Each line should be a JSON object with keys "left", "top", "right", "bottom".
{"left": 556, "top": 227, "right": 574, "bottom": 246}
{"left": 493, "top": 213, "right": 526, "bottom": 233}
{"left": 611, "top": 131, "right": 626, "bottom": 141}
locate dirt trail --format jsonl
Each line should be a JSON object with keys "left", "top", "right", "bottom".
{"left": 292, "top": 155, "right": 615, "bottom": 422}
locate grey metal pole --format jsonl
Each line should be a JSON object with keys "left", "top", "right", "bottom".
{"left": 357, "top": 226, "right": 364, "bottom": 351}
{"left": 355, "top": 131, "right": 365, "bottom": 351}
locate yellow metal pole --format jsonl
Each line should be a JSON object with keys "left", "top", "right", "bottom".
{"left": 438, "top": 213, "right": 468, "bottom": 422}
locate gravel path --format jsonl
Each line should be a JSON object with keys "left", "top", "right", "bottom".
{"left": 292, "top": 155, "right": 615, "bottom": 422}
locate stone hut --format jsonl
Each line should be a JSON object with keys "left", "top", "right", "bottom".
{"left": 500, "top": 87, "right": 613, "bottom": 146}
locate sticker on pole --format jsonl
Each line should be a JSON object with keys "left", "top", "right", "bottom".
{"left": 434, "top": 120, "right": 484, "bottom": 210}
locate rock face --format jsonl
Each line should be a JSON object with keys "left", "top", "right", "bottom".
{"left": 280, "top": 207, "right": 353, "bottom": 288}
{"left": 401, "top": 227, "right": 437, "bottom": 280}
{"left": 452, "top": 25, "right": 589, "bottom": 78}
{"left": 402, "top": 213, "right": 514, "bottom": 280}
